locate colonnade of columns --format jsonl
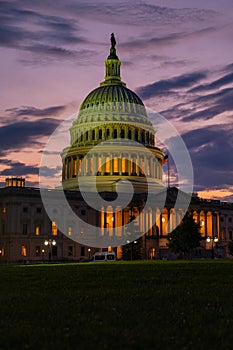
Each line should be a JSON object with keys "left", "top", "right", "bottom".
{"left": 193, "top": 210, "right": 220, "bottom": 238}
{"left": 71, "top": 125, "right": 155, "bottom": 147}
{"left": 97, "top": 207, "right": 221, "bottom": 240}
{"left": 62, "top": 153, "right": 162, "bottom": 180}
{"left": 98, "top": 207, "right": 187, "bottom": 238}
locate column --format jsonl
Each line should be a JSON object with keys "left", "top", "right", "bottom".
{"left": 204, "top": 212, "right": 208, "bottom": 237}
{"left": 127, "top": 154, "right": 131, "bottom": 175}
{"left": 119, "top": 157, "right": 122, "bottom": 176}
{"left": 101, "top": 154, "right": 106, "bottom": 175}
{"left": 212, "top": 212, "right": 217, "bottom": 237}
{"left": 160, "top": 215, "right": 163, "bottom": 236}
{"left": 216, "top": 212, "right": 220, "bottom": 240}
{"left": 135, "top": 155, "right": 139, "bottom": 176}
{"left": 216, "top": 212, "right": 219, "bottom": 239}
{"left": 110, "top": 153, "right": 113, "bottom": 175}
{"left": 93, "top": 154, "right": 97, "bottom": 175}
{"left": 145, "top": 156, "right": 148, "bottom": 176}
{"left": 62, "top": 162, "right": 66, "bottom": 180}
{"left": 70, "top": 157, "right": 74, "bottom": 177}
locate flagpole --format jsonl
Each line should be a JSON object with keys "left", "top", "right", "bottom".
{"left": 167, "top": 156, "right": 170, "bottom": 188}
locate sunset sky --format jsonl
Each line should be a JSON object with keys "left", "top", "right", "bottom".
{"left": 0, "top": 0, "right": 232, "bottom": 201}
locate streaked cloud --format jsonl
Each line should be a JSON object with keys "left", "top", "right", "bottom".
{"left": 136, "top": 72, "right": 207, "bottom": 99}
{"left": 0, "top": 118, "right": 60, "bottom": 155}
{"left": 0, "top": 160, "right": 39, "bottom": 176}
{"left": 189, "top": 72, "right": 233, "bottom": 93}
{"left": 6, "top": 105, "right": 66, "bottom": 117}
{"left": 182, "top": 124, "right": 233, "bottom": 190}
{"left": 70, "top": 1, "right": 219, "bottom": 26}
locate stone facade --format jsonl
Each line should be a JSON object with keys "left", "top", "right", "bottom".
{"left": 0, "top": 183, "right": 232, "bottom": 263}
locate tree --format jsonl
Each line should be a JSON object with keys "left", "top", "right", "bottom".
{"left": 122, "top": 214, "right": 143, "bottom": 260}
{"left": 122, "top": 237, "right": 143, "bottom": 260}
{"left": 228, "top": 240, "right": 233, "bottom": 256}
{"left": 167, "top": 212, "right": 201, "bottom": 259}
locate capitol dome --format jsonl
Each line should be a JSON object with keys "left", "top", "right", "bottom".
{"left": 61, "top": 34, "right": 165, "bottom": 192}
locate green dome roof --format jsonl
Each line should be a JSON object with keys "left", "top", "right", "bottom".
{"left": 80, "top": 85, "right": 145, "bottom": 111}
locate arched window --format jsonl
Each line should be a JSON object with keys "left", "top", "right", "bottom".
{"left": 135, "top": 130, "right": 138, "bottom": 141}
{"left": 128, "top": 129, "right": 132, "bottom": 139}
{"left": 99, "top": 129, "right": 102, "bottom": 139}
{"left": 106, "top": 129, "right": 110, "bottom": 138}
{"left": 92, "top": 130, "right": 95, "bottom": 140}
{"left": 120, "top": 129, "right": 125, "bottom": 138}
{"left": 85, "top": 131, "right": 88, "bottom": 141}
{"left": 113, "top": 129, "right": 117, "bottom": 139}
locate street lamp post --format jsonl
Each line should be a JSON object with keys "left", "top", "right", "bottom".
{"left": 206, "top": 236, "right": 219, "bottom": 259}
{"left": 88, "top": 248, "right": 91, "bottom": 261}
{"left": 44, "top": 239, "right": 56, "bottom": 262}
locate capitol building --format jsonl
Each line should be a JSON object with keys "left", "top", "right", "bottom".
{"left": 0, "top": 36, "right": 232, "bottom": 263}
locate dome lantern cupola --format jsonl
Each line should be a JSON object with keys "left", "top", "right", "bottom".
{"left": 100, "top": 33, "right": 126, "bottom": 87}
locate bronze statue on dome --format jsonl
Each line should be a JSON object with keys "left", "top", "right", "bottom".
{"left": 111, "top": 33, "right": 116, "bottom": 49}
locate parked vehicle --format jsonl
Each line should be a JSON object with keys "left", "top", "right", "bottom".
{"left": 93, "top": 252, "right": 116, "bottom": 262}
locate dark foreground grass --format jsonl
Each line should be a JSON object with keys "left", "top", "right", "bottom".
{"left": 1, "top": 260, "right": 233, "bottom": 350}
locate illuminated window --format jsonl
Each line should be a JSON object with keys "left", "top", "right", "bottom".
{"left": 35, "top": 225, "right": 40, "bottom": 236}
{"left": 78, "top": 159, "right": 82, "bottom": 174}
{"left": 0, "top": 247, "right": 4, "bottom": 256}
{"left": 21, "top": 245, "right": 27, "bottom": 257}
{"left": 105, "top": 157, "right": 110, "bottom": 173}
{"left": 3, "top": 207, "right": 6, "bottom": 214}
{"left": 68, "top": 227, "right": 72, "bottom": 236}
{"left": 113, "top": 158, "right": 118, "bottom": 173}
{"left": 51, "top": 221, "right": 58, "bottom": 236}
{"left": 122, "top": 158, "right": 127, "bottom": 173}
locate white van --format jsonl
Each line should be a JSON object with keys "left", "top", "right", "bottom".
{"left": 93, "top": 252, "right": 116, "bottom": 262}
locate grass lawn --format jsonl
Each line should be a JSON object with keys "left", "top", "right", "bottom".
{"left": 1, "top": 260, "right": 233, "bottom": 350}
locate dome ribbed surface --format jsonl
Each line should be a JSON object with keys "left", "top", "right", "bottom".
{"left": 80, "top": 85, "right": 145, "bottom": 112}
